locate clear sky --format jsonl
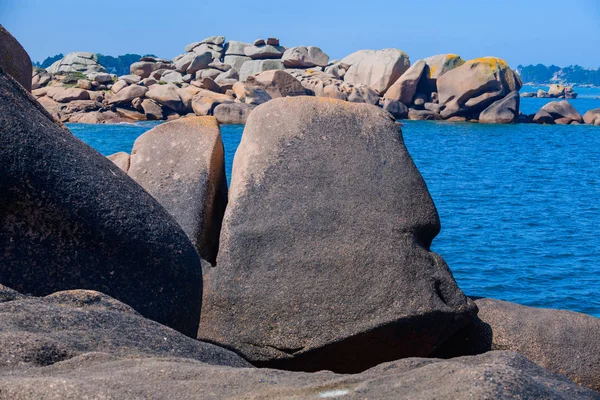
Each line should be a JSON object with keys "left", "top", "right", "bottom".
{"left": 1, "top": 0, "right": 599, "bottom": 68}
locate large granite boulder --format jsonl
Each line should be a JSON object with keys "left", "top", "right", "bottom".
{"left": 583, "top": 108, "right": 600, "bottom": 125}
{"left": 0, "top": 24, "right": 32, "bottom": 91}
{"left": 175, "top": 52, "right": 213, "bottom": 75}
{"left": 0, "top": 69, "right": 202, "bottom": 337}
{"left": 247, "top": 70, "right": 307, "bottom": 98}
{"left": 282, "top": 46, "right": 329, "bottom": 68}
{"left": 536, "top": 100, "right": 583, "bottom": 124}
{"left": 1, "top": 350, "right": 597, "bottom": 399}
{"left": 0, "top": 286, "right": 249, "bottom": 371}
{"left": 239, "top": 59, "right": 284, "bottom": 81}
{"left": 435, "top": 298, "right": 600, "bottom": 392}
{"left": 145, "top": 84, "right": 185, "bottom": 112}
{"left": 437, "top": 57, "right": 521, "bottom": 119}
{"left": 130, "top": 59, "right": 175, "bottom": 79}
{"left": 384, "top": 59, "right": 426, "bottom": 105}
{"left": 46, "top": 52, "right": 106, "bottom": 75}
{"left": 198, "top": 97, "right": 477, "bottom": 372}
{"left": 344, "top": 48, "right": 410, "bottom": 95}
{"left": 128, "top": 117, "right": 228, "bottom": 264}
{"left": 478, "top": 91, "right": 520, "bottom": 124}
{"left": 340, "top": 49, "right": 376, "bottom": 66}
{"left": 107, "top": 84, "right": 148, "bottom": 106}
{"left": 212, "top": 102, "right": 255, "bottom": 124}
{"left": 421, "top": 54, "right": 465, "bottom": 91}
{"left": 244, "top": 43, "right": 285, "bottom": 59}
{"left": 31, "top": 68, "right": 52, "bottom": 90}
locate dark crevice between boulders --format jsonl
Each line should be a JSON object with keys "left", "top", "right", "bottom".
{"left": 251, "top": 310, "right": 476, "bottom": 374}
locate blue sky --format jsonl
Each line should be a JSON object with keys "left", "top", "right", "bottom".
{"left": 2, "top": 0, "right": 599, "bottom": 68}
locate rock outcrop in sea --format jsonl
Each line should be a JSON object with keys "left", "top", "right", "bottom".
{"left": 25, "top": 35, "right": 599, "bottom": 126}
{"left": 1, "top": 26, "right": 600, "bottom": 399}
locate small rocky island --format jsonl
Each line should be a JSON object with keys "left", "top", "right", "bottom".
{"left": 1, "top": 25, "right": 600, "bottom": 399}
{"left": 22, "top": 32, "right": 600, "bottom": 126}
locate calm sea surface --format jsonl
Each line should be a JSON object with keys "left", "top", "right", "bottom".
{"left": 68, "top": 90, "right": 600, "bottom": 317}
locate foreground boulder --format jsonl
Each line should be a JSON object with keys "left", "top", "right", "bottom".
{"left": 437, "top": 57, "right": 521, "bottom": 119}
{"left": 199, "top": 97, "right": 476, "bottom": 372}
{"left": 435, "top": 298, "right": 600, "bottom": 392}
{"left": 0, "top": 25, "right": 32, "bottom": 91}
{"left": 0, "top": 350, "right": 597, "bottom": 399}
{"left": 0, "top": 286, "right": 249, "bottom": 371}
{"left": 344, "top": 48, "right": 410, "bottom": 95}
{"left": 128, "top": 117, "right": 228, "bottom": 264}
{"left": 0, "top": 69, "right": 202, "bottom": 337}
{"left": 478, "top": 91, "right": 520, "bottom": 124}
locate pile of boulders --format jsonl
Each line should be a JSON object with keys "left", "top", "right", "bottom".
{"left": 522, "top": 84, "right": 578, "bottom": 99}
{"left": 2, "top": 27, "right": 600, "bottom": 397}
{"left": 25, "top": 34, "right": 600, "bottom": 127}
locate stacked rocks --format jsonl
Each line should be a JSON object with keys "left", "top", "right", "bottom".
{"left": 238, "top": 38, "right": 285, "bottom": 81}
{"left": 533, "top": 100, "right": 584, "bottom": 124}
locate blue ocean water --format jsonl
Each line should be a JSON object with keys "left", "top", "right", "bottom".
{"left": 67, "top": 93, "right": 600, "bottom": 318}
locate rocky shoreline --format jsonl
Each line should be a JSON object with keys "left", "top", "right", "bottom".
{"left": 1, "top": 25, "right": 600, "bottom": 399}
{"left": 26, "top": 35, "right": 600, "bottom": 126}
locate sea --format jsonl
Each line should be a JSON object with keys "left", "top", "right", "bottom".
{"left": 68, "top": 86, "right": 600, "bottom": 318}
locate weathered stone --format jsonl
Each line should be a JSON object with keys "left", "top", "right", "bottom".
{"left": 408, "top": 108, "right": 439, "bottom": 121}
{"left": 130, "top": 60, "right": 174, "bottom": 79}
{"left": 141, "top": 98, "right": 164, "bottom": 120}
{"left": 77, "top": 79, "right": 92, "bottom": 90}
{"left": 548, "top": 84, "right": 565, "bottom": 97}
{"left": 63, "top": 100, "right": 101, "bottom": 114}
{"left": 223, "top": 54, "right": 251, "bottom": 72}
{"left": 249, "top": 70, "right": 307, "bottom": 98}
{"left": 119, "top": 74, "right": 142, "bottom": 84}
{"left": 478, "top": 91, "right": 520, "bottom": 124}
{"left": 191, "top": 44, "right": 223, "bottom": 60}
{"left": 540, "top": 100, "right": 583, "bottom": 123}
{"left": 340, "top": 49, "right": 376, "bottom": 66}
{"left": 212, "top": 102, "right": 254, "bottom": 124}
{"left": 2, "top": 350, "right": 597, "bottom": 399}
{"left": 266, "top": 37, "right": 279, "bottom": 46}
{"left": 0, "top": 70, "right": 202, "bottom": 337}
{"left": 232, "top": 81, "right": 271, "bottom": 105}
{"left": 0, "top": 24, "right": 32, "bottom": 91}
{"left": 384, "top": 59, "right": 426, "bottom": 105}
{"left": 0, "top": 288, "right": 249, "bottom": 372}
{"left": 344, "top": 48, "right": 410, "bottom": 95}
{"left": 198, "top": 77, "right": 222, "bottom": 93}
{"left": 208, "top": 60, "right": 231, "bottom": 72}
{"left": 199, "top": 97, "right": 476, "bottom": 372}
{"left": 244, "top": 44, "right": 285, "bottom": 60}
{"left": 583, "top": 108, "right": 600, "bottom": 125}
{"left": 421, "top": 54, "right": 465, "bottom": 91}
{"left": 92, "top": 72, "right": 113, "bottom": 84}
{"left": 51, "top": 88, "right": 91, "bottom": 103}
{"left": 196, "top": 68, "right": 221, "bottom": 81}
{"left": 161, "top": 70, "right": 184, "bottom": 84}
{"left": 31, "top": 68, "right": 52, "bottom": 90}
{"left": 146, "top": 84, "right": 184, "bottom": 112}
{"left": 46, "top": 52, "right": 106, "bottom": 75}
{"left": 286, "top": 69, "right": 380, "bottom": 104}
{"left": 107, "top": 84, "right": 148, "bottom": 106}
{"left": 533, "top": 109, "right": 555, "bottom": 124}
{"left": 116, "top": 107, "right": 147, "bottom": 121}
{"left": 110, "top": 80, "right": 128, "bottom": 94}
{"left": 382, "top": 98, "right": 408, "bottom": 119}
{"left": 282, "top": 46, "right": 329, "bottom": 68}
{"left": 435, "top": 298, "right": 600, "bottom": 392}
{"left": 224, "top": 40, "right": 251, "bottom": 56}
{"left": 175, "top": 52, "right": 213, "bottom": 75}
{"left": 437, "top": 57, "right": 521, "bottom": 118}
{"left": 128, "top": 117, "right": 227, "bottom": 263}
{"left": 107, "top": 152, "right": 130, "bottom": 173}
{"left": 191, "top": 91, "right": 234, "bottom": 116}
{"left": 239, "top": 59, "right": 284, "bottom": 81}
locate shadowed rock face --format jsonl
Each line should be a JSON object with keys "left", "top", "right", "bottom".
{"left": 434, "top": 298, "right": 600, "bottom": 392}
{"left": 199, "top": 96, "right": 477, "bottom": 373}
{"left": 0, "top": 25, "right": 32, "bottom": 91}
{"left": 0, "top": 70, "right": 202, "bottom": 337}
{"left": 0, "top": 351, "right": 598, "bottom": 399}
{"left": 0, "top": 287, "right": 250, "bottom": 372}
{"left": 128, "top": 117, "right": 228, "bottom": 264}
